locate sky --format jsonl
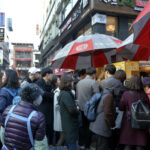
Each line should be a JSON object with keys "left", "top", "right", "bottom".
{"left": 0, "top": 0, "right": 43, "bottom": 49}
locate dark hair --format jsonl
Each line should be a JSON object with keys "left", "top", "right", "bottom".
{"left": 20, "top": 83, "right": 43, "bottom": 103}
{"left": 105, "top": 64, "right": 116, "bottom": 75}
{"left": 41, "top": 67, "right": 53, "bottom": 77}
{"left": 51, "top": 75, "right": 58, "bottom": 88}
{"left": 127, "top": 76, "right": 142, "bottom": 91}
{"left": 59, "top": 73, "right": 73, "bottom": 91}
{"left": 140, "top": 72, "right": 149, "bottom": 78}
{"left": 78, "top": 69, "right": 86, "bottom": 77}
{"left": 2, "top": 69, "right": 19, "bottom": 89}
{"left": 86, "top": 67, "right": 96, "bottom": 75}
{"left": 114, "top": 70, "right": 126, "bottom": 83}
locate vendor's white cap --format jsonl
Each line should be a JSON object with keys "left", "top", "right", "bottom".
{"left": 28, "top": 67, "right": 39, "bottom": 75}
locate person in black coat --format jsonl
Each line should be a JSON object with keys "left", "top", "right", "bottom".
{"left": 36, "top": 67, "right": 54, "bottom": 145}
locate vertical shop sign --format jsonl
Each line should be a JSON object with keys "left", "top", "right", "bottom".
{"left": 0, "top": 13, "right": 5, "bottom": 27}
{"left": 0, "top": 49, "right": 3, "bottom": 65}
{"left": 0, "top": 28, "right": 4, "bottom": 42}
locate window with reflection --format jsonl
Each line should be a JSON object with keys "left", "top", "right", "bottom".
{"left": 106, "top": 16, "right": 118, "bottom": 37}
{"left": 62, "top": 0, "right": 79, "bottom": 22}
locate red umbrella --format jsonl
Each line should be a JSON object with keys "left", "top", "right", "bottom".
{"left": 133, "top": 1, "right": 150, "bottom": 47}
{"left": 51, "top": 34, "right": 122, "bottom": 69}
{"left": 116, "top": 34, "right": 150, "bottom": 61}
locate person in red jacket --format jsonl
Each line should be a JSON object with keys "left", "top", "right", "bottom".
{"left": 119, "top": 76, "right": 149, "bottom": 150}
{"left": 1, "top": 83, "right": 48, "bottom": 150}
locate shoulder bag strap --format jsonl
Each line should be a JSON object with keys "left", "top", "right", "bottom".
{"left": 4, "top": 105, "right": 16, "bottom": 127}
{"left": 27, "top": 111, "right": 37, "bottom": 146}
{"left": 2, "top": 88, "right": 16, "bottom": 97}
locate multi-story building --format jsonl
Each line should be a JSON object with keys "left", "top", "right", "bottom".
{"left": 40, "top": 0, "right": 148, "bottom": 67}
{"left": 11, "top": 43, "right": 33, "bottom": 77}
{"left": 0, "top": 11, "right": 12, "bottom": 69}
{"left": 33, "top": 50, "right": 41, "bottom": 68}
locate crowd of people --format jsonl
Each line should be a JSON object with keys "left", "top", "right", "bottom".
{"left": 0, "top": 65, "right": 150, "bottom": 150}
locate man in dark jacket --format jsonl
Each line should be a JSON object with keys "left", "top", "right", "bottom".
{"left": 21, "top": 67, "right": 41, "bottom": 88}
{"left": 36, "top": 67, "right": 54, "bottom": 145}
{"left": 76, "top": 67, "right": 99, "bottom": 150}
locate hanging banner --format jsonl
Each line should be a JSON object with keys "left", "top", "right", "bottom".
{"left": 0, "top": 28, "right": 4, "bottom": 42}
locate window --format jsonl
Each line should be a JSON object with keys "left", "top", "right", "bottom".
{"left": 15, "top": 51, "right": 31, "bottom": 59}
{"left": 35, "top": 54, "right": 40, "bottom": 60}
{"left": 16, "top": 61, "right": 31, "bottom": 67}
{"left": 76, "top": 23, "right": 92, "bottom": 38}
{"left": 62, "top": 0, "right": 79, "bottom": 22}
{"left": 106, "top": 16, "right": 118, "bottom": 37}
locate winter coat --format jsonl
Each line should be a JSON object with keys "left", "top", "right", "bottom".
{"left": 53, "top": 88, "right": 62, "bottom": 131}
{"left": 90, "top": 90, "right": 115, "bottom": 137}
{"left": 1, "top": 100, "right": 46, "bottom": 150}
{"left": 77, "top": 76, "right": 99, "bottom": 111}
{"left": 36, "top": 78, "right": 54, "bottom": 126}
{"left": 58, "top": 90, "right": 79, "bottom": 143}
{"left": 21, "top": 77, "right": 35, "bottom": 88}
{"left": 100, "top": 77, "right": 125, "bottom": 107}
{"left": 0, "top": 88, "right": 20, "bottom": 122}
{"left": 119, "top": 90, "right": 148, "bottom": 146}
{"left": 36, "top": 78, "right": 54, "bottom": 144}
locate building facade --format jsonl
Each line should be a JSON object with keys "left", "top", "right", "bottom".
{"left": 40, "top": 0, "right": 148, "bottom": 67}
{"left": 33, "top": 50, "right": 41, "bottom": 68}
{"left": 0, "top": 11, "right": 12, "bottom": 69}
{"left": 11, "top": 43, "right": 33, "bottom": 77}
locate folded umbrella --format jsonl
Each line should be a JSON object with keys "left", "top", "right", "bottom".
{"left": 116, "top": 34, "right": 150, "bottom": 61}
{"left": 133, "top": 1, "right": 150, "bottom": 47}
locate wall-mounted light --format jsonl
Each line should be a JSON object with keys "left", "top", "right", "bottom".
{"left": 106, "top": 25, "right": 115, "bottom": 32}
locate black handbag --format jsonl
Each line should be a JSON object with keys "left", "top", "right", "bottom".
{"left": 128, "top": 91, "right": 150, "bottom": 129}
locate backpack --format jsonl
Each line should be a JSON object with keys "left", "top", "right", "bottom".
{"left": 128, "top": 91, "right": 150, "bottom": 129}
{"left": 2, "top": 105, "right": 36, "bottom": 150}
{"left": 84, "top": 93, "right": 101, "bottom": 121}
{"left": 3, "top": 88, "right": 22, "bottom": 105}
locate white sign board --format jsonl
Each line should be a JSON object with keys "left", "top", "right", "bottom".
{"left": 92, "top": 14, "right": 107, "bottom": 25}
{"left": 83, "top": 0, "right": 89, "bottom": 8}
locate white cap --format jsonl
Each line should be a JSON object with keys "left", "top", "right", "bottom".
{"left": 37, "top": 68, "right": 41, "bottom": 72}
{"left": 28, "top": 67, "right": 39, "bottom": 75}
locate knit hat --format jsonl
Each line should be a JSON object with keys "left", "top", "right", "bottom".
{"left": 20, "top": 83, "right": 44, "bottom": 103}
{"left": 142, "top": 77, "right": 150, "bottom": 86}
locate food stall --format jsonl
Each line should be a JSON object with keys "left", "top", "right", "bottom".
{"left": 113, "top": 61, "right": 140, "bottom": 79}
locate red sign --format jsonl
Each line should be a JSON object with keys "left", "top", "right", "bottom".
{"left": 69, "top": 39, "right": 94, "bottom": 55}
{"left": 135, "top": 0, "right": 148, "bottom": 7}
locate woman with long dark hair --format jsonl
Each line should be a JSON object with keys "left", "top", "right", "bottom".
{"left": 58, "top": 73, "right": 79, "bottom": 150}
{"left": 0, "top": 69, "right": 20, "bottom": 121}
